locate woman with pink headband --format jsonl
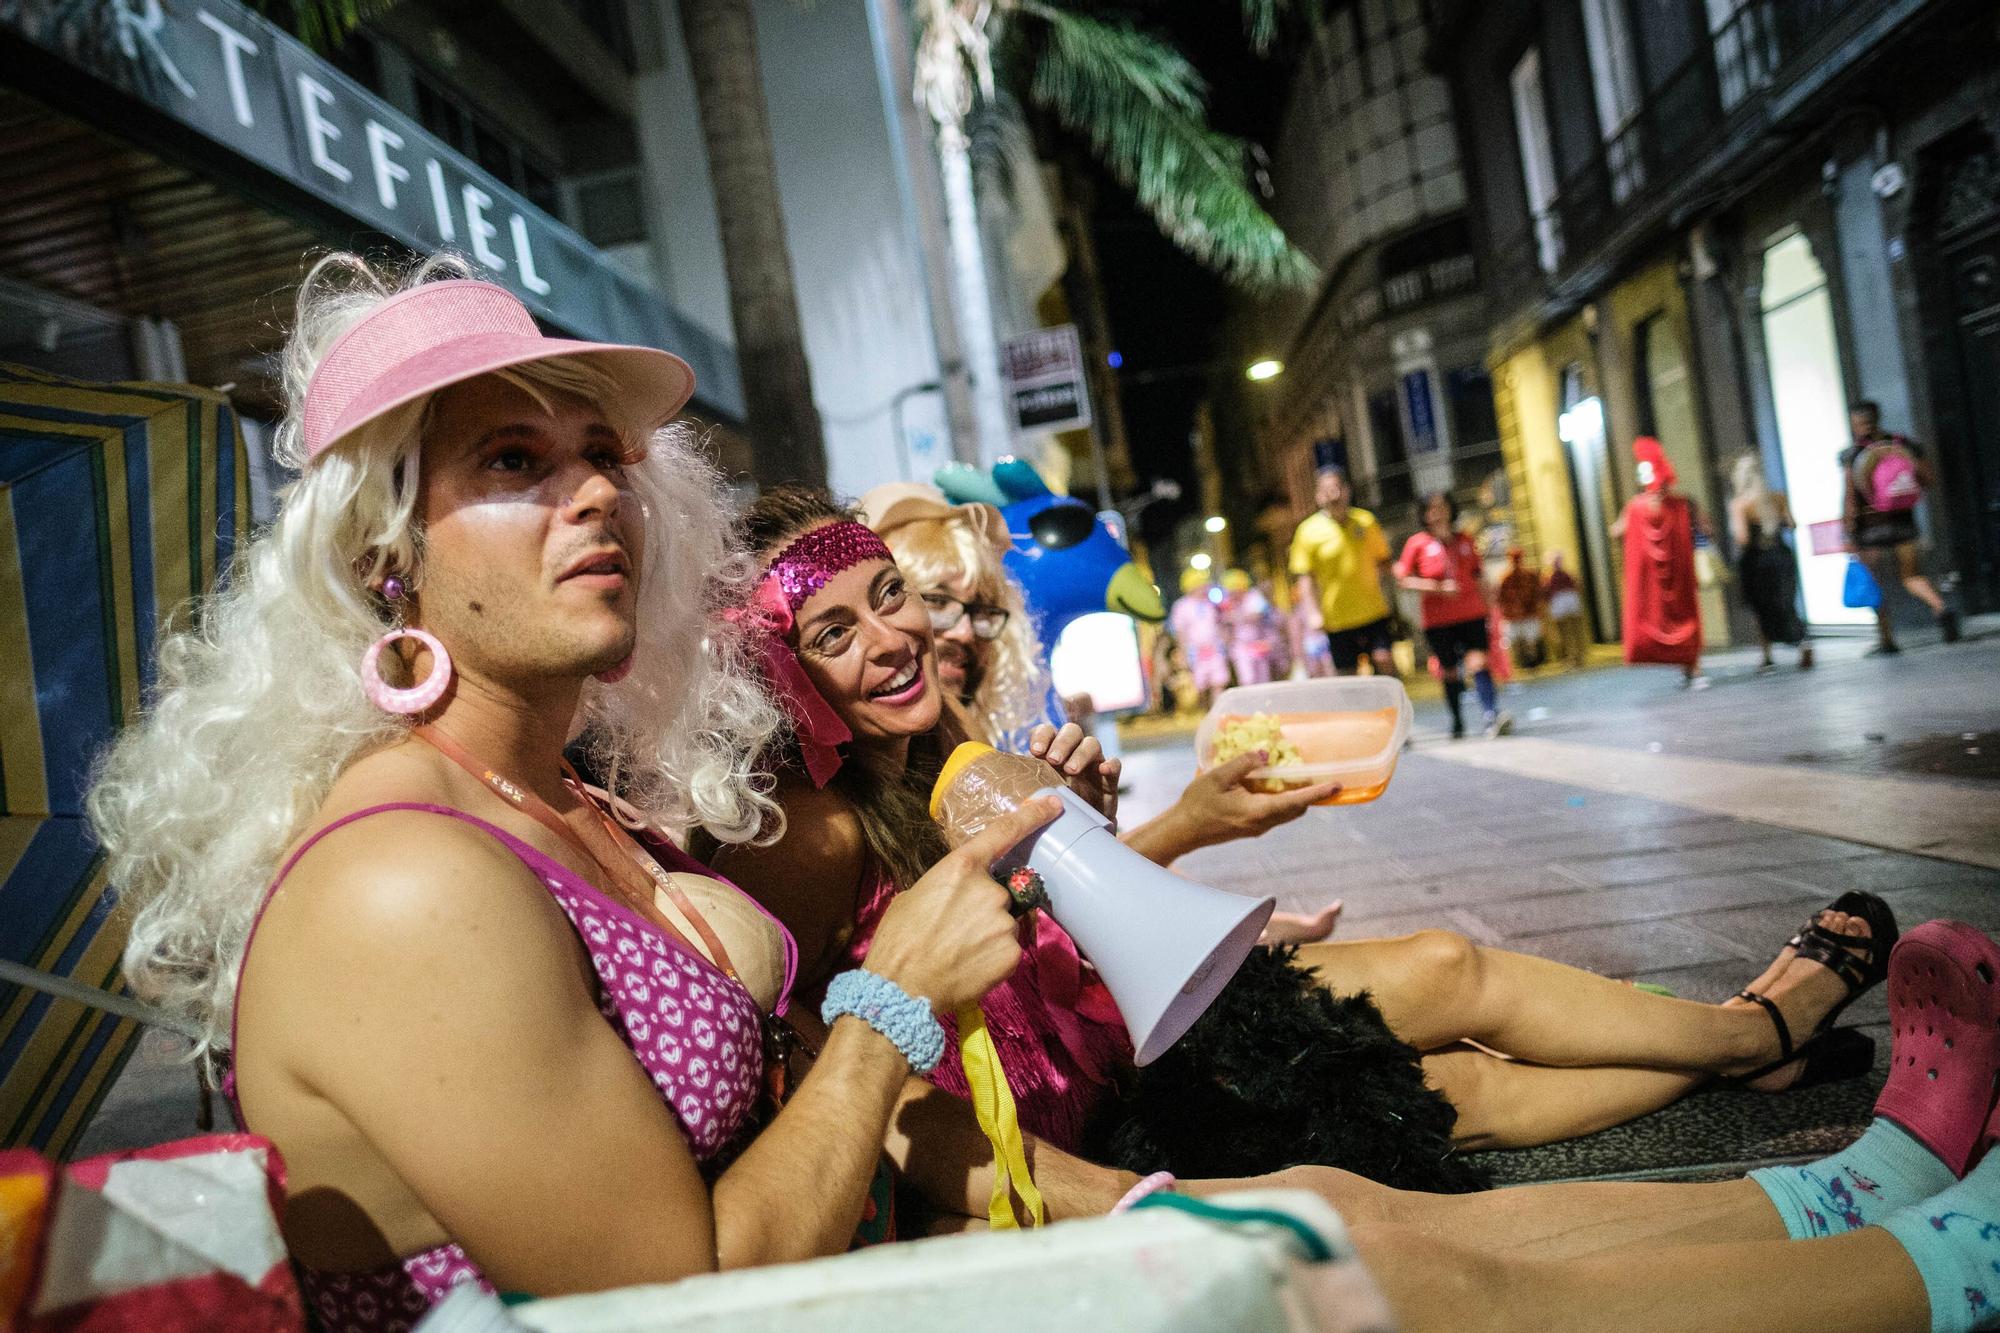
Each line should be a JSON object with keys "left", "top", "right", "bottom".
{"left": 86, "top": 254, "right": 1058, "bottom": 1328}
{"left": 708, "top": 484, "right": 2000, "bottom": 1332}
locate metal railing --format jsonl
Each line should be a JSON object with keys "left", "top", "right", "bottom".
{"left": 1490, "top": 0, "right": 1879, "bottom": 291}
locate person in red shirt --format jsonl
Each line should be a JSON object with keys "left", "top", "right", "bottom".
{"left": 1396, "top": 492, "right": 1511, "bottom": 739}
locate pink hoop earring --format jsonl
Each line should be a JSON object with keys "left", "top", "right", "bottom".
{"left": 595, "top": 653, "right": 634, "bottom": 684}
{"left": 361, "top": 628, "right": 453, "bottom": 714}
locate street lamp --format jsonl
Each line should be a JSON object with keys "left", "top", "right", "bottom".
{"left": 1245, "top": 358, "right": 1284, "bottom": 382}
{"left": 1203, "top": 515, "right": 1227, "bottom": 533}
{"left": 1189, "top": 552, "right": 1213, "bottom": 572}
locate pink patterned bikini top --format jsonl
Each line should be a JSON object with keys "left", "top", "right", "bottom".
{"left": 227, "top": 802, "right": 796, "bottom": 1333}
{"left": 838, "top": 861, "right": 1132, "bottom": 1154}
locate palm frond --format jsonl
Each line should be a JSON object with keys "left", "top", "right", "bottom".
{"left": 1236, "top": 0, "right": 1290, "bottom": 56}
{"left": 245, "top": 0, "right": 403, "bottom": 53}
{"left": 1017, "top": 4, "right": 1316, "bottom": 291}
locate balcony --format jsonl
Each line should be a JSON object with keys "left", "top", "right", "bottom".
{"left": 1491, "top": 0, "right": 1907, "bottom": 306}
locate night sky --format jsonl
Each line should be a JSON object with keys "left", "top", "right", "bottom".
{"left": 1081, "top": 2, "right": 1295, "bottom": 550}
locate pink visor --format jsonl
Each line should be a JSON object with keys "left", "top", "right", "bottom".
{"left": 300, "top": 279, "right": 696, "bottom": 461}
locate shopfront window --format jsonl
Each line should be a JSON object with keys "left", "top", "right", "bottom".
{"left": 1510, "top": 47, "right": 1565, "bottom": 273}
{"left": 1580, "top": 0, "right": 1647, "bottom": 200}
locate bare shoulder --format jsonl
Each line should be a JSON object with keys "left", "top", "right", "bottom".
{"left": 707, "top": 777, "right": 865, "bottom": 959}
{"left": 250, "top": 804, "right": 582, "bottom": 1021}
{"left": 284, "top": 806, "right": 542, "bottom": 914}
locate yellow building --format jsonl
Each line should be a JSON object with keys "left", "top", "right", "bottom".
{"left": 1490, "top": 255, "right": 1731, "bottom": 649}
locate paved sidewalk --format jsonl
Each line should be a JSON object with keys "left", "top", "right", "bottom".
{"left": 1118, "top": 628, "right": 1999, "bottom": 1182}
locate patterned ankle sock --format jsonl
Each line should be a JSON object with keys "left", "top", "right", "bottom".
{"left": 1750, "top": 1120, "right": 1955, "bottom": 1238}
{"left": 1472, "top": 669, "right": 1498, "bottom": 715}
{"left": 1880, "top": 1146, "right": 2000, "bottom": 1332}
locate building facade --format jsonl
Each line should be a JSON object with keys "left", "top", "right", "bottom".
{"left": 1218, "top": 0, "right": 1503, "bottom": 579}
{"left": 1434, "top": 0, "right": 2000, "bottom": 639}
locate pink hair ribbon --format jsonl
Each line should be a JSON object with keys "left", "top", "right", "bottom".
{"left": 728, "top": 574, "right": 852, "bottom": 788}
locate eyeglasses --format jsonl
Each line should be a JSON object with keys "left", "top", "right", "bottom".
{"left": 921, "top": 592, "right": 1010, "bottom": 640}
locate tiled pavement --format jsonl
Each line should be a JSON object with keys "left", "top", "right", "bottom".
{"left": 1120, "top": 628, "right": 2000, "bottom": 1184}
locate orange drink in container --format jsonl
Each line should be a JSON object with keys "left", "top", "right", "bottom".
{"left": 1195, "top": 677, "right": 1413, "bottom": 805}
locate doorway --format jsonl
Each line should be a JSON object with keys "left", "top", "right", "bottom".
{"left": 1918, "top": 131, "right": 2000, "bottom": 614}
{"left": 1558, "top": 365, "right": 1620, "bottom": 639}
{"left": 1637, "top": 313, "right": 1730, "bottom": 644}
{"left": 1758, "top": 232, "right": 1868, "bottom": 625}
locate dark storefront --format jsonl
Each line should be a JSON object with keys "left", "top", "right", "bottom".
{"left": 0, "top": 0, "right": 740, "bottom": 428}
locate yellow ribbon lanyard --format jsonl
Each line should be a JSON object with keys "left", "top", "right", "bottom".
{"left": 956, "top": 1003, "right": 1045, "bottom": 1229}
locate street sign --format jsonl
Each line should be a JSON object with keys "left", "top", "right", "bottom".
{"left": 1002, "top": 325, "right": 1093, "bottom": 435}
{"left": 1400, "top": 369, "right": 1441, "bottom": 455}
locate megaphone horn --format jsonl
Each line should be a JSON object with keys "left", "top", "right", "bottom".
{"left": 934, "top": 744, "right": 1274, "bottom": 1065}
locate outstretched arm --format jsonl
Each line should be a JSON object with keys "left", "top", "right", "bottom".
{"left": 1122, "top": 752, "right": 1338, "bottom": 865}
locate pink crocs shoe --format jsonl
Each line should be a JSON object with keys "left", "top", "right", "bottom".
{"left": 1877, "top": 920, "right": 2000, "bottom": 1177}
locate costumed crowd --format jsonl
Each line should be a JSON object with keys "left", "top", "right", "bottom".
{"left": 67, "top": 258, "right": 2000, "bottom": 1332}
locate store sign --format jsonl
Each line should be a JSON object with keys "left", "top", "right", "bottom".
{"left": 1400, "top": 369, "right": 1441, "bottom": 456}
{"left": 1001, "top": 325, "right": 1093, "bottom": 434}
{"left": 1, "top": 0, "right": 740, "bottom": 417}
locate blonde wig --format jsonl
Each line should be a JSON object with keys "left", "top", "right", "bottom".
{"left": 880, "top": 512, "right": 1049, "bottom": 746}
{"left": 87, "top": 252, "right": 782, "bottom": 1065}
{"left": 1731, "top": 452, "right": 1784, "bottom": 535}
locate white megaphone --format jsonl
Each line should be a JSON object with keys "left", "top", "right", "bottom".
{"left": 932, "top": 743, "right": 1274, "bottom": 1065}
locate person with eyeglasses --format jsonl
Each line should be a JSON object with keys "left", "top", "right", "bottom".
{"left": 921, "top": 588, "right": 1011, "bottom": 644}
{"left": 859, "top": 483, "right": 1047, "bottom": 750}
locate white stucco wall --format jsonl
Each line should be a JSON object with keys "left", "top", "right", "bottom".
{"left": 637, "top": 0, "right": 950, "bottom": 495}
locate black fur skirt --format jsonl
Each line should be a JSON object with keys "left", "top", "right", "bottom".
{"left": 1082, "top": 945, "right": 1489, "bottom": 1193}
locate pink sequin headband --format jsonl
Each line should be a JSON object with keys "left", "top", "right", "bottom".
{"left": 728, "top": 521, "right": 893, "bottom": 789}
{"left": 766, "top": 521, "right": 893, "bottom": 614}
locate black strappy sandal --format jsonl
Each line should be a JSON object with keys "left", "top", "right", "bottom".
{"left": 1729, "top": 891, "right": 1898, "bottom": 1087}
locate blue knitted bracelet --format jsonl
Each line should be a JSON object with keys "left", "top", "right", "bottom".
{"left": 821, "top": 969, "right": 946, "bottom": 1074}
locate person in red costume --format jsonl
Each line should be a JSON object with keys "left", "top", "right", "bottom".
{"left": 1611, "top": 436, "right": 1708, "bottom": 688}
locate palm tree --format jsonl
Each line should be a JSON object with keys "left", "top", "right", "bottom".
{"left": 910, "top": 0, "right": 1316, "bottom": 461}
{"left": 677, "top": 0, "right": 828, "bottom": 487}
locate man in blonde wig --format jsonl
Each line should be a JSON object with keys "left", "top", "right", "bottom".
{"left": 86, "top": 254, "right": 1053, "bottom": 1324}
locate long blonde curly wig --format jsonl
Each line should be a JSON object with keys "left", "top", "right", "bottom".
{"left": 87, "top": 252, "right": 781, "bottom": 1065}
{"left": 879, "top": 510, "right": 1049, "bottom": 747}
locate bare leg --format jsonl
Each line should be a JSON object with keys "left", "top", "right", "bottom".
{"left": 1863, "top": 549, "right": 1902, "bottom": 648}
{"left": 1421, "top": 1048, "right": 1708, "bottom": 1149}
{"left": 1188, "top": 1166, "right": 1787, "bottom": 1261}
{"left": 1881, "top": 541, "right": 1946, "bottom": 616}
{"left": 1902, "top": 574, "right": 1946, "bottom": 615}
{"left": 1295, "top": 913, "right": 1869, "bottom": 1078}
{"left": 1344, "top": 1220, "right": 1926, "bottom": 1333}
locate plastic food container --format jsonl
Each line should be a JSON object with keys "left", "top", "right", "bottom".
{"left": 1194, "top": 677, "right": 1413, "bottom": 805}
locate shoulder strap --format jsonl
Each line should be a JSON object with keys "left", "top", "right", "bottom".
{"left": 232, "top": 802, "right": 529, "bottom": 1061}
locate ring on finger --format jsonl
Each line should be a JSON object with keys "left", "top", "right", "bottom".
{"left": 1003, "top": 867, "right": 1051, "bottom": 918}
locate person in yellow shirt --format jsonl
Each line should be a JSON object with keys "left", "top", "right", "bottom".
{"left": 1289, "top": 468, "right": 1399, "bottom": 677}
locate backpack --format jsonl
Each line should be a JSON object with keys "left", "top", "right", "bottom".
{"left": 1862, "top": 438, "right": 1922, "bottom": 513}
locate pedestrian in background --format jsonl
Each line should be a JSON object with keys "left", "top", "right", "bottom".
{"left": 1543, "top": 551, "right": 1589, "bottom": 669}
{"left": 1290, "top": 588, "right": 1336, "bottom": 678}
{"left": 1168, "top": 569, "right": 1230, "bottom": 706}
{"left": 1289, "top": 467, "right": 1399, "bottom": 678}
{"left": 1221, "top": 568, "right": 1285, "bottom": 686}
{"left": 1728, "top": 452, "right": 1813, "bottom": 673}
{"left": 1841, "top": 400, "right": 1960, "bottom": 653}
{"left": 1612, "top": 436, "right": 1706, "bottom": 688}
{"left": 1397, "top": 492, "right": 1510, "bottom": 738}
{"left": 1496, "top": 547, "right": 1547, "bottom": 669}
